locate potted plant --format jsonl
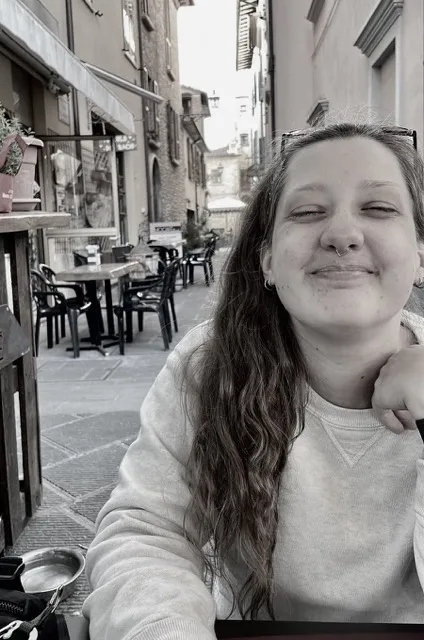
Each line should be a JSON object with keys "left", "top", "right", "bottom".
{"left": 0, "top": 103, "right": 43, "bottom": 212}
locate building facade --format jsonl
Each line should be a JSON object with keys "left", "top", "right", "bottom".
{"left": 0, "top": 0, "right": 191, "bottom": 272}
{"left": 236, "top": 0, "right": 270, "bottom": 195}
{"left": 139, "top": 0, "right": 194, "bottom": 239}
{"left": 265, "top": 0, "right": 424, "bottom": 147}
{"left": 181, "top": 85, "right": 209, "bottom": 225}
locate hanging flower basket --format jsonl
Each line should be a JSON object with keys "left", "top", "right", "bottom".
{"left": 0, "top": 133, "right": 27, "bottom": 214}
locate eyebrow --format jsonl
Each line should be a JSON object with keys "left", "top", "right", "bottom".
{"left": 288, "top": 180, "right": 400, "bottom": 195}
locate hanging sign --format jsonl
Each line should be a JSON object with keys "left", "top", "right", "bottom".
{"left": 115, "top": 135, "right": 137, "bottom": 151}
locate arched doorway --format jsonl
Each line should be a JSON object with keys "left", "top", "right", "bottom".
{"left": 151, "top": 157, "right": 162, "bottom": 222}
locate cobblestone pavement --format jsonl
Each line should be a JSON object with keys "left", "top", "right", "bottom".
{"left": 10, "top": 248, "right": 230, "bottom": 614}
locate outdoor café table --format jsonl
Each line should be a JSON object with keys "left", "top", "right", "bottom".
{"left": 56, "top": 261, "right": 140, "bottom": 356}
{"left": 64, "top": 617, "right": 424, "bottom": 640}
{"left": 214, "top": 620, "right": 424, "bottom": 639}
{"left": 0, "top": 211, "right": 70, "bottom": 551}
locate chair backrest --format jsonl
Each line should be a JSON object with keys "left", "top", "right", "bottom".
{"left": 112, "top": 245, "right": 133, "bottom": 263}
{"left": 168, "top": 257, "right": 181, "bottom": 293}
{"left": 73, "top": 250, "right": 89, "bottom": 267}
{"left": 38, "top": 263, "right": 56, "bottom": 283}
{"left": 30, "top": 269, "right": 58, "bottom": 310}
{"left": 31, "top": 269, "right": 51, "bottom": 293}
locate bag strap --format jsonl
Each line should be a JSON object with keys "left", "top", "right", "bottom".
{"left": 0, "top": 558, "right": 24, "bottom": 592}
{"left": 0, "top": 134, "right": 27, "bottom": 174}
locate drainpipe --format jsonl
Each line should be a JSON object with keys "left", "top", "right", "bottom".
{"left": 267, "top": 0, "right": 276, "bottom": 139}
{"left": 64, "top": 0, "right": 80, "bottom": 135}
{"left": 137, "top": 15, "right": 153, "bottom": 230}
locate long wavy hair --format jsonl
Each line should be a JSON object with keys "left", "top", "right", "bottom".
{"left": 179, "top": 122, "right": 424, "bottom": 620}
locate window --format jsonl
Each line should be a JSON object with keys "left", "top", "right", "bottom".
{"left": 240, "top": 133, "right": 249, "bottom": 147}
{"left": 167, "top": 103, "right": 180, "bottom": 164}
{"left": 210, "top": 164, "right": 223, "bottom": 184}
{"left": 140, "top": 0, "right": 154, "bottom": 30}
{"left": 187, "top": 139, "right": 193, "bottom": 180}
{"left": 123, "top": 0, "right": 137, "bottom": 65}
{"left": 143, "top": 69, "right": 160, "bottom": 143}
{"left": 164, "top": 0, "right": 175, "bottom": 80}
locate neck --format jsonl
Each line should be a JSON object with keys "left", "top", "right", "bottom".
{"left": 294, "top": 317, "right": 414, "bottom": 409}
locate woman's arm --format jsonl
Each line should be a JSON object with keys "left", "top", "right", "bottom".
{"left": 82, "top": 328, "right": 217, "bottom": 640}
{"left": 414, "top": 458, "right": 424, "bottom": 596}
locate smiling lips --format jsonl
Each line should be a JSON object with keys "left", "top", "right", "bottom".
{"left": 311, "top": 264, "right": 375, "bottom": 274}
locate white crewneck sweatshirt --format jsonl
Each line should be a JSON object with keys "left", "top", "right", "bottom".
{"left": 83, "top": 309, "right": 424, "bottom": 640}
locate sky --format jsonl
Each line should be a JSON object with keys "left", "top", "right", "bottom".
{"left": 178, "top": 0, "right": 252, "bottom": 149}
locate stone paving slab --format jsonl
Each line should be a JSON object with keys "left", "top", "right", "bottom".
{"left": 42, "top": 482, "right": 73, "bottom": 507}
{"left": 12, "top": 507, "right": 94, "bottom": 554}
{"left": 38, "top": 360, "right": 120, "bottom": 382}
{"left": 71, "top": 485, "right": 116, "bottom": 524}
{"left": 41, "top": 439, "right": 73, "bottom": 467}
{"left": 44, "top": 411, "right": 140, "bottom": 454}
{"left": 43, "top": 444, "right": 127, "bottom": 497}
{"left": 40, "top": 413, "right": 82, "bottom": 432}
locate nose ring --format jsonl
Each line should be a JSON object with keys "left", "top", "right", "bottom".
{"left": 336, "top": 248, "right": 349, "bottom": 257}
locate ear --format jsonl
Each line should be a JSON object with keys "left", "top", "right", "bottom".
{"left": 414, "top": 245, "right": 424, "bottom": 283}
{"left": 260, "top": 243, "right": 273, "bottom": 284}
{"left": 418, "top": 246, "right": 424, "bottom": 269}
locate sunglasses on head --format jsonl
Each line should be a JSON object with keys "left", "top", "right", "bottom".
{"left": 280, "top": 125, "right": 417, "bottom": 155}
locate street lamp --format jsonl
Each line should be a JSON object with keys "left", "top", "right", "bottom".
{"left": 209, "top": 90, "right": 220, "bottom": 109}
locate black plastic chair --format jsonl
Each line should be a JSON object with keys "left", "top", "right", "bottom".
{"left": 31, "top": 270, "right": 91, "bottom": 358}
{"left": 39, "top": 263, "right": 75, "bottom": 340}
{"left": 112, "top": 245, "right": 134, "bottom": 263}
{"left": 187, "top": 238, "right": 215, "bottom": 286}
{"left": 136, "top": 258, "right": 181, "bottom": 335}
{"left": 113, "top": 262, "right": 177, "bottom": 353}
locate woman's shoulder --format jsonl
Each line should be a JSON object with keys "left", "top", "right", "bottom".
{"left": 401, "top": 309, "right": 424, "bottom": 344}
{"left": 172, "top": 319, "right": 214, "bottom": 361}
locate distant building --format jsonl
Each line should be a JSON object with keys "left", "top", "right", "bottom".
{"left": 205, "top": 146, "right": 246, "bottom": 242}
{"left": 181, "top": 85, "right": 210, "bottom": 225}
{"left": 140, "top": 0, "right": 195, "bottom": 236}
{"left": 236, "top": 0, "right": 270, "bottom": 185}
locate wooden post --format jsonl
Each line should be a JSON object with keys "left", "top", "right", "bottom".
{"left": 0, "top": 235, "right": 21, "bottom": 544}
{"left": 0, "top": 212, "right": 70, "bottom": 551}
{"left": 9, "top": 232, "right": 42, "bottom": 518}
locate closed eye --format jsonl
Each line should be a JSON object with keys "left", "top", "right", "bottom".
{"left": 290, "top": 209, "right": 324, "bottom": 218}
{"left": 362, "top": 206, "right": 398, "bottom": 215}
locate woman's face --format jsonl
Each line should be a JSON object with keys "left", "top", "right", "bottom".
{"left": 262, "top": 136, "right": 424, "bottom": 336}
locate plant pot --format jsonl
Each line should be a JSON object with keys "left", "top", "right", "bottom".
{"left": 0, "top": 173, "right": 14, "bottom": 213}
{"left": 12, "top": 137, "right": 44, "bottom": 203}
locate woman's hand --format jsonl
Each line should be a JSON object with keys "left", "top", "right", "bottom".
{"left": 372, "top": 345, "right": 424, "bottom": 434}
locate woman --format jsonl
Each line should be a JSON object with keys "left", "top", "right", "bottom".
{"left": 83, "top": 123, "right": 424, "bottom": 639}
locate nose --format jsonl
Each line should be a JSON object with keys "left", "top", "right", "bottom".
{"left": 319, "top": 208, "right": 365, "bottom": 254}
